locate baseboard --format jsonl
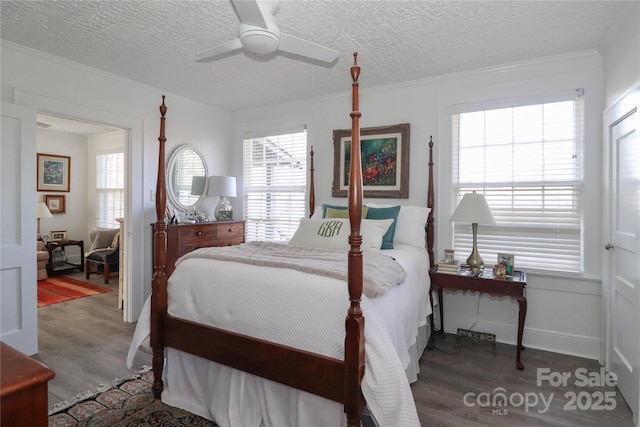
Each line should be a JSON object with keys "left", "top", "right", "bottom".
{"left": 444, "top": 316, "right": 601, "bottom": 360}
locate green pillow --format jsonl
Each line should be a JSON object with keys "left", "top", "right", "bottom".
{"left": 366, "top": 205, "right": 401, "bottom": 249}
{"left": 325, "top": 206, "right": 369, "bottom": 218}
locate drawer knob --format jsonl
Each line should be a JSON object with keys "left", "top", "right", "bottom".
{"left": 197, "top": 231, "right": 202, "bottom": 236}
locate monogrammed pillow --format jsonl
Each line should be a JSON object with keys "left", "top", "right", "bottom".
{"left": 288, "top": 218, "right": 394, "bottom": 253}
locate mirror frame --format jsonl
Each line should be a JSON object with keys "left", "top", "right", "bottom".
{"left": 166, "top": 144, "right": 208, "bottom": 213}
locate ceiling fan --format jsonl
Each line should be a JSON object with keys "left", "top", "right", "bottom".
{"left": 195, "top": 0, "right": 339, "bottom": 64}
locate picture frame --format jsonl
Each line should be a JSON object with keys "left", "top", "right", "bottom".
{"left": 497, "top": 253, "right": 515, "bottom": 275}
{"left": 37, "top": 153, "right": 71, "bottom": 192}
{"left": 332, "top": 123, "right": 410, "bottom": 198}
{"left": 41, "top": 233, "right": 51, "bottom": 243}
{"left": 50, "top": 230, "right": 68, "bottom": 241}
{"left": 44, "top": 194, "right": 66, "bottom": 214}
{"left": 493, "top": 264, "right": 507, "bottom": 279}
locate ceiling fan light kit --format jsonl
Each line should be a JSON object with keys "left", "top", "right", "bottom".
{"left": 196, "top": 0, "right": 338, "bottom": 64}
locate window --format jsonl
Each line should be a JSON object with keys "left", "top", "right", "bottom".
{"left": 95, "top": 150, "right": 124, "bottom": 228}
{"left": 452, "top": 92, "right": 584, "bottom": 274}
{"left": 243, "top": 127, "right": 307, "bottom": 242}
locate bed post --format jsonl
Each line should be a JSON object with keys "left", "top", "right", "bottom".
{"left": 309, "top": 146, "right": 315, "bottom": 218}
{"left": 151, "top": 96, "right": 168, "bottom": 399}
{"left": 426, "top": 136, "right": 435, "bottom": 268}
{"left": 344, "top": 52, "right": 365, "bottom": 427}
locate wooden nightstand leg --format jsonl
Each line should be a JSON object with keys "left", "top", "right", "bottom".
{"left": 516, "top": 297, "right": 527, "bottom": 370}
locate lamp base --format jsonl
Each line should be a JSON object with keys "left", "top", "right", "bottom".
{"left": 467, "top": 222, "right": 484, "bottom": 274}
{"left": 215, "top": 197, "right": 233, "bottom": 221}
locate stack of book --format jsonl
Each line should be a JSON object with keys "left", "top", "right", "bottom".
{"left": 437, "top": 260, "right": 461, "bottom": 275}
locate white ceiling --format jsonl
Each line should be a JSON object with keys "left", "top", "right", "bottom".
{"left": 1, "top": 0, "right": 627, "bottom": 113}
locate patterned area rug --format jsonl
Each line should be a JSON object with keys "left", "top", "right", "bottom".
{"left": 48, "top": 367, "right": 218, "bottom": 426}
{"left": 38, "top": 276, "right": 112, "bottom": 307}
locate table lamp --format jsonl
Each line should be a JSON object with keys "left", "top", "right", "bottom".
{"left": 450, "top": 191, "right": 495, "bottom": 274}
{"left": 208, "top": 175, "right": 236, "bottom": 221}
{"left": 37, "top": 201, "right": 53, "bottom": 235}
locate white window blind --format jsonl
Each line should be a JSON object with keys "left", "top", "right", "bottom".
{"left": 452, "top": 93, "right": 584, "bottom": 274}
{"left": 96, "top": 151, "right": 124, "bottom": 229}
{"left": 243, "top": 129, "right": 307, "bottom": 242}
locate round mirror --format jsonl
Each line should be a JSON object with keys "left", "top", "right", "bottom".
{"left": 166, "top": 144, "right": 208, "bottom": 212}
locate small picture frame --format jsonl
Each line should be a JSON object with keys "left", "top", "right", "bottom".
{"left": 44, "top": 194, "right": 66, "bottom": 214}
{"left": 41, "top": 233, "right": 51, "bottom": 243}
{"left": 497, "top": 253, "right": 515, "bottom": 275}
{"left": 219, "top": 210, "right": 234, "bottom": 221}
{"left": 50, "top": 230, "right": 68, "bottom": 241}
{"left": 493, "top": 264, "right": 507, "bottom": 279}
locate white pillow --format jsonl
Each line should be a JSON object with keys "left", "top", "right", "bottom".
{"left": 289, "top": 218, "right": 394, "bottom": 253}
{"left": 365, "top": 203, "right": 431, "bottom": 248}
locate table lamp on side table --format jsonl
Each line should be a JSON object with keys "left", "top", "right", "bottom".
{"left": 37, "top": 201, "right": 52, "bottom": 236}
{"left": 450, "top": 191, "right": 495, "bottom": 274}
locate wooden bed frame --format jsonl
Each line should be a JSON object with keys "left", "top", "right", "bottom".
{"left": 150, "top": 53, "right": 435, "bottom": 427}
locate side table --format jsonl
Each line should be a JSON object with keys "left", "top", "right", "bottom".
{"left": 429, "top": 267, "right": 528, "bottom": 370}
{"left": 45, "top": 239, "right": 84, "bottom": 276}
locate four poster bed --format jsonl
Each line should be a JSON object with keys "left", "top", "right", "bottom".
{"left": 129, "top": 54, "right": 436, "bottom": 427}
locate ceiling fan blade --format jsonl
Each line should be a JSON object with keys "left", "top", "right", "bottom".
{"left": 230, "top": 0, "right": 267, "bottom": 28}
{"left": 195, "top": 38, "right": 244, "bottom": 62}
{"left": 278, "top": 33, "right": 339, "bottom": 64}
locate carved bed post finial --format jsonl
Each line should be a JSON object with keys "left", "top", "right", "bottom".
{"left": 151, "top": 95, "right": 169, "bottom": 399}
{"left": 345, "top": 51, "right": 365, "bottom": 427}
{"left": 309, "top": 146, "right": 315, "bottom": 218}
{"left": 426, "top": 136, "right": 435, "bottom": 268}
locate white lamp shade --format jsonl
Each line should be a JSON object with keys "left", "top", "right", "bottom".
{"left": 207, "top": 176, "right": 236, "bottom": 198}
{"left": 37, "top": 202, "right": 53, "bottom": 219}
{"left": 450, "top": 192, "right": 495, "bottom": 225}
{"left": 190, "top": 176, "right": 206, "bottom": 196}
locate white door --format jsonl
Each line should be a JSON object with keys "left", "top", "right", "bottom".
{"left": 604, "top": 85, "right": 640, "bottom": 425}
{"left": 0, "top": 102, "right": 38, "bottom": 355}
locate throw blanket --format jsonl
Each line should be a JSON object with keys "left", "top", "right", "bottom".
{"left": 176, "top": 241, "right": 406, "bottom": 298}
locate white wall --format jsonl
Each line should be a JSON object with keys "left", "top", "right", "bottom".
{"left": 599, "top": 1, "right": 640, "bottom": 107}
{"left": 36, "top": 129, "right": 88, "bottom": 263}
{"left": 2, "top": 41, "right": 232, "bottom": 320}
{"left": 232, "top": 51, "right": 605, "bottom": 359}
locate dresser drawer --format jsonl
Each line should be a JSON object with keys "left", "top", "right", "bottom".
{"left": 178, "top": 226, "right": 217, "bottom": 243}
{"left": 217, "top": 222, "right": 244, "bottom": 238}
{"left": 213, "top": 236, "right": 245, "bottom": 247}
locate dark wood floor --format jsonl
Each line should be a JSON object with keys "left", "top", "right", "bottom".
{"left": 34, "top": 272, "right": 634, "bottom": 425}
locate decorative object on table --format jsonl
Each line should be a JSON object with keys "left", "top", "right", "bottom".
{"left": 51, "top": 247, "right": 68, "bottom": 266}
{"left": 50, "top": 230, "right": 68, "bottom": 241}
{"left": 450, "top": 191, "right": 496, "bottom": 274}
{"left": 208, "top": 175, "right": 236, "bottom": 221}
{"left": 332, "top": 123, "right": 410, "bottom": 198}
{"left": 497, "top": 253, "right": 515, "bottom": 275}
{"left": 444, "top": 248, "right": 455, "bottom": 263}
{"left": 437, "top": 259, "right": 461, "bottom": 275}
{"left": 44, "top": 194, "right": 66, "bottom": 214}
{"left": 36, "top": 201, "right": 53, "bottom": 234}
{"left": 41, "top": 233, "right": 51, "bottom": 243}
{"left": 37, "top": 153, "right": 71, "bottom": 192}
{"left": 493, "top": 263, "right": 507, "bottom": 279}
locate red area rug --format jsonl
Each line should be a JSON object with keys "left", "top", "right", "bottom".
{"left": 38, "top": 276, "right": 112, "bottom": 307}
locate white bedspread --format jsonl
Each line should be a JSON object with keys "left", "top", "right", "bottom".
{"left": 128, "top": 244, "right": 430, "bottom": 427}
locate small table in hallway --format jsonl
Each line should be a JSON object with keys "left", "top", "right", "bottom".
{"left": 45, "top": 239, "right": 84, "bottom": 276}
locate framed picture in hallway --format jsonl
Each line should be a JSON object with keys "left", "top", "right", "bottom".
{"left": 45, "top": 194, "right": 66, "bottom": 214}
{"left": 37, "top": 153, "right": 71, "bottom": 192}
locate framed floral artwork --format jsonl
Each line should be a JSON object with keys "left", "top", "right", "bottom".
{"left": 332, "top": 123, "right": 410, "bottom": 198}
{"left": 37, "top": 153, "right": 71, "bottom": 192}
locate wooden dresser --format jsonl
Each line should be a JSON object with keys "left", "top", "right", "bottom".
{"left": 165, "top": 221, "right": 245, "bottom": 277}
{"left": 1, "top": 342, "right": 55, "bottom": 426}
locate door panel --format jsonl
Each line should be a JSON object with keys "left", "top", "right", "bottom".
{"left": 606, "top": 87, "right": 639, "bottom": 424}
{"left": 0, "top": 102, "right": 38, "bottom": 355}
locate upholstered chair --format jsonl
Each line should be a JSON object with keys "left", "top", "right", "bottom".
{"left": 36, "top": 241, "right": 49, "bottom": 281}
{"left": 85, "top": 228, "right": 120, "bottom": 284}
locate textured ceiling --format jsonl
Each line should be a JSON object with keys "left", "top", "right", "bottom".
{"left": 1, "top": 1, "right": 626, "bottom": 112}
